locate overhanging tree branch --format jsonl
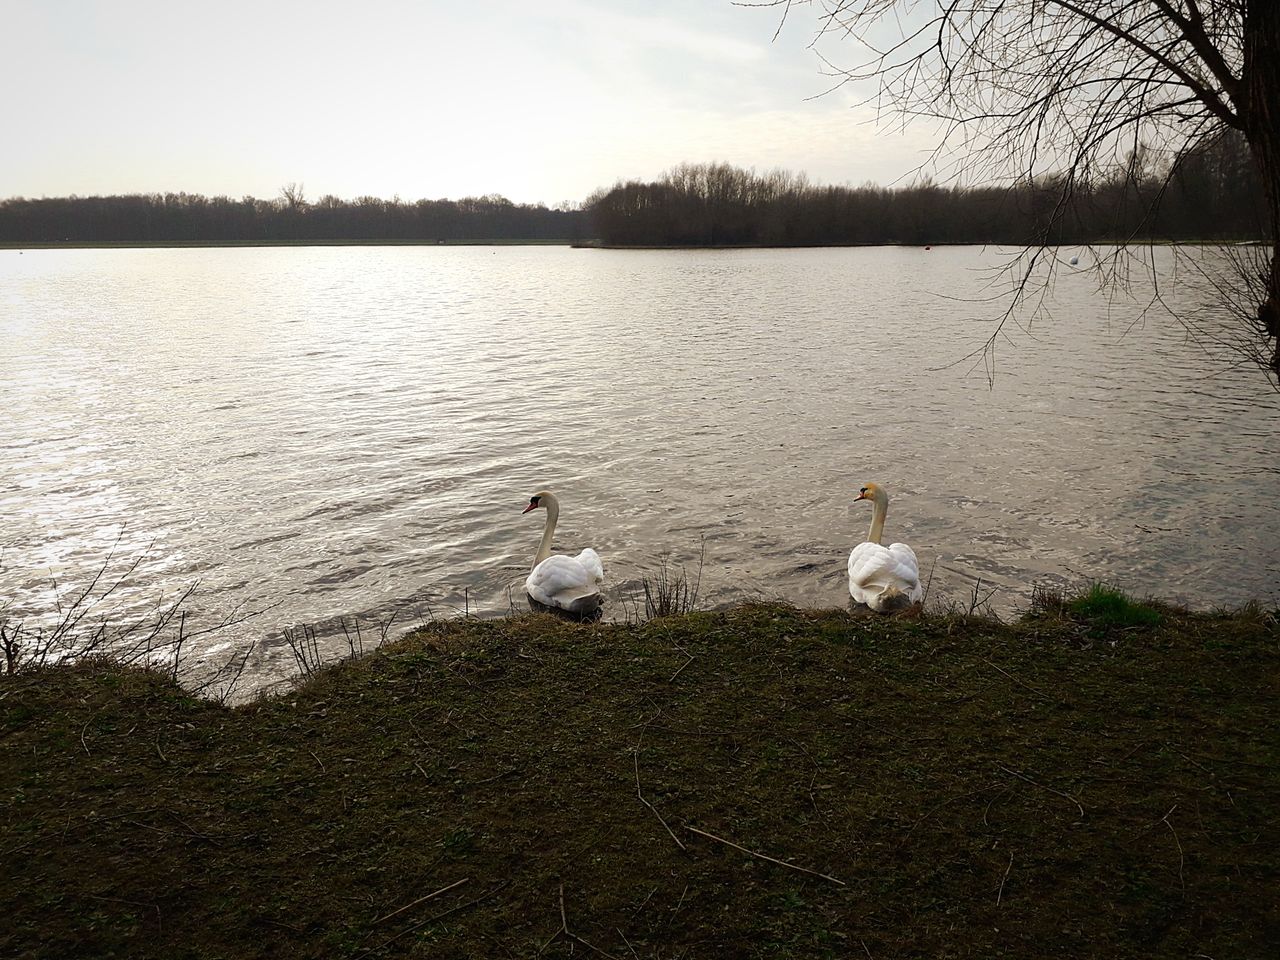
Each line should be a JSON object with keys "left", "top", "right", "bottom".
{"left": 745, "top": 0, "right": 1278, "bottom": 379}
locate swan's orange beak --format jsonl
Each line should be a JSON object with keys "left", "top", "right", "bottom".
{"left": 854, "top": 491, "right": 868, "bottom": 501}
{"left": 522, "top": 503, "right": 537, "bottom": 514}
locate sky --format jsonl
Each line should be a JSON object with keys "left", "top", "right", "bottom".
{"left": 1, "top": 0, "right": 941, "bottom": 206}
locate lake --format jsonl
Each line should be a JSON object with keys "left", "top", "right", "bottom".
{"left": 2, "top": 245, "right": 1277, "bottom": 693}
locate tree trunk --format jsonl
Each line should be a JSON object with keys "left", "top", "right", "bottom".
{"left": 1242, "top": 0, "right": 1280, "bottom": 373}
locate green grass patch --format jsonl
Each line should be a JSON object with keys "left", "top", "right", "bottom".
{"left": 1066, "top": 583, "right": 1165, "bottom": 628}
{"left": 1031, "top": 581, "right": 1170, "bottom": 635}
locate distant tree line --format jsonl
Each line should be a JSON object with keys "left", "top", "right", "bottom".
{"left": 0, "top": 189, "right": 589, "bottom": 243}
{"left": 3, "top": 133, "right": 1264, "bottom": 249}
{"left": 586, "top": 134, "right": 1267, "bottom": 247}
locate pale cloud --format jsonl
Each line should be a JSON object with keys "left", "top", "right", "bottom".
{"left": 572, "top": 103, "right": 944, "bottom": 193}
{"left": 541, "top": 0, "right": 770, "bottom": 64}
{"left": 0, "top": 0, "right": 944, "bottom": 204}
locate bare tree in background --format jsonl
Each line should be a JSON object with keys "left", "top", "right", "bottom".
{"left": 279, "top": 182, "right": 307, "bottom": 210}
{"left": 749, "top": 0, "right": 1280, "bottom": 378}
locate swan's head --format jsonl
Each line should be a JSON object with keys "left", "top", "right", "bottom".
{"left": 522, "top": 491, "right": 553, "bottom": 514}
{"left": 855, "top": 482, "right": 888, "bottom": 505}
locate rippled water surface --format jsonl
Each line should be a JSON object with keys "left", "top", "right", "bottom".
{"left": 3, "top": 245, "right": 1278, "bottom": 690}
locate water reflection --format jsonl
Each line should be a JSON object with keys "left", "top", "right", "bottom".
{"left": 1, "top": 245, "right": 1277, "bottom": 691}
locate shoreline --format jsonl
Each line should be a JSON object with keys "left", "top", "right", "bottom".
{"left": 0, "top": 238, "right": 579, "bottom": 249}
{"left": 2, "top": 238, "right": 1263, "bottom": 251}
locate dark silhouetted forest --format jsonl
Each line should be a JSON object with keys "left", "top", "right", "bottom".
{"left": 2, "top": 133, "right": 1265, "bottom": 248}
{"left": 587, "top": 134, "right": 1267, "bottom": 247}
{"left": 0, "top": 190, "right": 589, "bottom": 243}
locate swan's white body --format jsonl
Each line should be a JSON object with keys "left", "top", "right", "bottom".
{"left": 848, "top": 542, "right": 923, "bottom": 611}
{"left": 527, "top": 550, "right": 605, "bottom": 611}
{"left": 848, "top": 483, "right": 923, "bottom": 612}
{"left": 523, "top": 491, "right": 604, "bottom": 616}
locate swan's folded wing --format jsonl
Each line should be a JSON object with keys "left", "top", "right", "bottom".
{"left": 848, "top": 543, "right": 898, "bottom": 591}
{"left": 573, "top": 548, "right": 604, "bottom": 585}
{"left": 849, "top": 542, "right": 923, "bottom": 603}
{"left": 886, "top": 542, "right": 924, "bottom": 600}
{"left": 526, "top": 555, "right": 598, "bottom": 606}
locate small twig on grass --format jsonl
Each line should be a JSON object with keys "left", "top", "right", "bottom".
{"left": 668, "top": 884, "right": 690, "bottom": 928}
{"left": 999, "top": 765, "right": 1085, "bottom": 821}
{"left": 309, "top": 750, "right": 326, "bottom": 773}
{"left": 979, "top": 656, "right": 1054, "bottom": 702}
{"left": 1158, "top": 804, "right": 1186, "bottom": 889}
{"left": 633, "top": 751, "right": 686, "bottom": 851}
{"left": 154, "top": 739, "right": 168, "bottom": 764}
{"left": 996, "top": 850, "right": 1014, "bottom": 905}
{"left": 906, "top": 786, "right": 995, "bottom": 838}
{"left": 790, "top": 738, "right": 834, "bottom": 835}
{"left": 669, "top": 645, "right": 696, "bottom": 682}
{"left": 685, "top": 825, "right": 845, "bottom": 886}
{"left": 121, "top": 818, "right": 223, "bottom": 844}
{"left": 1166, "top": 742, "right": 1216, "bottom": 779}
{"left": 617, "top": 926, "right": 641, "bottom": 960}
{"left": 983, "top": 786, "right": 1013, "bottom": 828}
{"left": 356, "top": 882, "right": 503, "bottom": 960}
{"left": 537, "top": 884, "right": 621, "bottom": 960}
{"left": 920, "top": 557, "right": 938, "bottom": 608}
{"left": 371, "top": 877, "right": 470, "bottom": 926}
{"left": 262, "top": 917, "right": 303, "bottom": 934}
{"left": 628, "top": 885, "right": 658, "bottom": 920}
{"left": 1117, "top": 738, "right": 1151, "bottom": 763}
{"left": 2, "top": 806, "right": 167, "bottom": 859}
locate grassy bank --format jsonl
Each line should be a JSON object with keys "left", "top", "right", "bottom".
{"left": 2, "top": 599, "right": 1276, "bottom": 958}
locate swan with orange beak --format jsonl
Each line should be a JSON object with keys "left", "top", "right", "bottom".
{"left": 848, "top": 482, "right": 923, "bottom": 612}
{"left": 522, "top": 491, "right": 604, "bottom": 617}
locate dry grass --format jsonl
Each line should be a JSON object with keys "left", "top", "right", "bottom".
{"left": 2, "top": 597, "right": 1276, "bottom": 959}
{"left": 639, "top": 542, "right": 705, "bottom": 621}
{"left": 0, "top": 539, "right": 273, "bottom": 704}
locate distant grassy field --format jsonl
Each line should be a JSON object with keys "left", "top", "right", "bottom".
{"left": 2, "top": 598, "right": 1276, "bottom": 959}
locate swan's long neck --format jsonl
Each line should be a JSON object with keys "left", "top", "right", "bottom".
{"left": 534, "top": 495, "right": 559, "bottom": 568}
{"left": 867, "top": 495, "right": 887, "bottom": 545}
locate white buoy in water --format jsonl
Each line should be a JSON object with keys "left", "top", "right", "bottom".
{"left": 1069, "top": 256, "right": 1079, "bottom": 266}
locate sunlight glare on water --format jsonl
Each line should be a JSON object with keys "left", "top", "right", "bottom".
{"left": 2, "top": 245, "right": 1277, "bottom": 691}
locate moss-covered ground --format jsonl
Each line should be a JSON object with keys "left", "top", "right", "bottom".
{"left": 2, "top": 602, "right": 1276, "bottom": 958}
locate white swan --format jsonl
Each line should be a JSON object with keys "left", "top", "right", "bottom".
{"left": 848, "top": 482, "right": 923, "bottom": 612}
{"left": 522, "top": 490, "right": 604, "bottom": 616}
